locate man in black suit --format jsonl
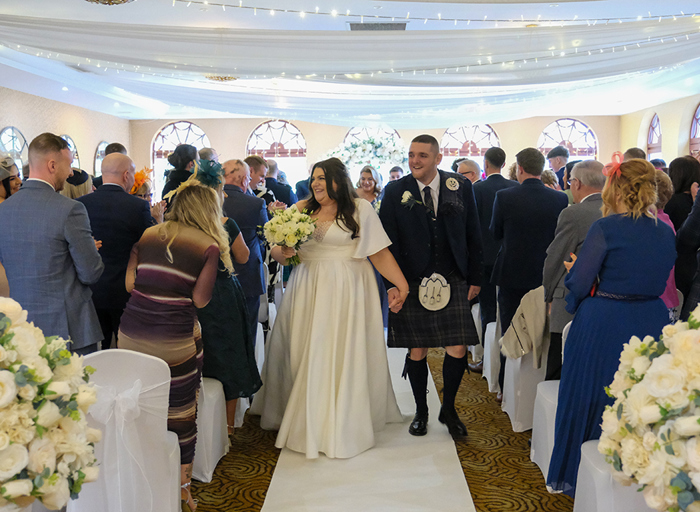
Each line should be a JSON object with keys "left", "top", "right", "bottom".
{"left": 491, "top": 147, "right": 569, "bottom": 400}
{"left": 265, "top": 159, "right": 298, "bottom": 206}
{"left": 469, "top": 147, "right": 518, "bottom": 372}
{"left": 547, "top": 146, "right": 569, "bottom": 190}
{"left": 77, "top": 153, "right": 154, "bottom": 350}
{"left": 380, "top": 134, "right": 483, "bottom": 438}
{"left": 222, "top": 159, "right": 268, "bottom": 345}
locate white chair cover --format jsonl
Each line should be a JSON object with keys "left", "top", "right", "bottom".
{"left": 67, "top": 349, "right": 178, "bottom": 512}
{"left": 482, "top": 322, "right": 500, "bottom": 393}
{"left": 469, "top": 304, "right": 484, "bottom": 363}
{"left": 192, "top": 378, "right": 229, "bottom": 483}
{"left": 574, "top": 440, "right": 652, "bottom": 512}
{"left": 530, "top": 380, "right": 560, "bottom": 481}
{"left": 274, "top": 279, "right": 284, "bottom": 309}
{"left": 561, "top": 321, "right": 572, "bottom": 361}
{"left": 501, "top": 345, "right": 548, "bottom": 432}
{"left": 268, "top": 302, "right": 277, "bottom": 330}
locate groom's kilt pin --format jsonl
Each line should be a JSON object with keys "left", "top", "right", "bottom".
{"left": 388, "top": 274, "right": 479, "bottom": 349}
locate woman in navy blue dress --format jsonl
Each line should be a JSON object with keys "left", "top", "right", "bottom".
{"left": 547, "top": 155, "right": 676, "bottom": 496}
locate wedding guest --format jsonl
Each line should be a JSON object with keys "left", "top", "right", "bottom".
{"left": 676, "top": 182, "right": 700, "bottom": 320}
{"left": 507, "top": 162, "right": 518, "bottom": 181}
{"left": 0, "top": 155, "right": 22, "bottom": 204}
{"left": 0, "top": 133, "right": 104, "bottom": 354}
{"left": 77, "top": 153, "right": 154, "bottom": 350}
{"left": 623, "top": 147, "right": 646, "bottom": 161}
{"left": 198, "top": 147, "right": 219, "bottom": 163}
{"left": 547, "top": 145, "right": 569, "bottom": 189}
{"left": 541, "top": 169, "right": 560, "bottom": 190}
{"left": 295, "top": 165, "right": 312, "bottom": 200}
{"left": 221, "top": 159, "right": 268, "bottom": 345}
{"left": 380, "top": 135, "right": 484, "bottom": 437}
{"left": 666, "top": 156, "right": 700, "bottom": 300}
{"left": 471, "top": 147, "right": 517, "bottom": 372}
{"left": 162, "top": 144, "right": 197, "bottom": 206}
{"left": 389, "top": 166, "right": 404, "bottom": 181}
{"left": 193, "top": 161, "right": 261, "bottom": 437}
{"left": 59, "top": 169, "right": 93, "bottom": 199}
{"left": 245, "top": 155, "right": 285, "bottom": 214}
{"left": 457, "top": 159, "right": 480, "bottom": 183}
{"left": 131, "top": 169, "right": 165, "bottom": 224}
{"left": 118, "top": 183, "right": 223, "bottom": 512}
{"left": 654, "top": 169, "right": 680, "bottom": 317}
{"left": 547, "top": 155, "right": 675, "bottom": 497}
{"left": 266, "top": 159, "right": 297, "bottom": 205}
{"left": 542, "top": 160, "right": 604, "bottom": 381}
{"left": 491, "top": 148, "right": 568, "bottom": 402}
{"left": 94, "top": 142, "right": 128, "bottom": 188}
{"left": 451, "top": 157, "right": 466, "bottom": 173}
{"left": 355, "top": 165, "right": 382, "bottom": 205}
{"left": 252, "top": 157, "right": 409, "bottom": 458}
{"left": 651, "top": 158, "right": 667, "bottom": 170}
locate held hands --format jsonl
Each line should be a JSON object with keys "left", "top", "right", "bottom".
{"left": 564, "top": 253, "right": 577, "bottom": 273}
{"left": 280, "top": 246, "right": 297, "bottom": 259}
{"left": 387, "top": 287, "right": 409, "bottom": 313}
{"left": 268, "top": 201, "right": 286, "bottom": 213}
{"left": 151, "top": 200, "right": 166, "bottom": 224}
{"left": 467, "top": 285, "right": 481, "bottom": 301}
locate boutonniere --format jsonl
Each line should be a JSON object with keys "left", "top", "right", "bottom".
{"left": 401, "top": 190, "right": 422, "bottom": 210}
{"left": 446, "top": 177, "right": 460, "bottom": 191}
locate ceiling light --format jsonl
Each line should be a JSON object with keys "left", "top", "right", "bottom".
{"left": 61, "top": 86, "right": 68, "bottom": 91}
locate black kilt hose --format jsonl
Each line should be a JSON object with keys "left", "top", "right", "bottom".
{"left": 388, "top": 273, "right": 480, "bottom": 348}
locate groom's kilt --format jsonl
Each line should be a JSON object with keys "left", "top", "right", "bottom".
{"left": 387, "top": 273, "right": 479, "bottom": 348}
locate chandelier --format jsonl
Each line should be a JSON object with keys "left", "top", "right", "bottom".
{"left": 84, "top": 0, "right": 135, "bottom": 5}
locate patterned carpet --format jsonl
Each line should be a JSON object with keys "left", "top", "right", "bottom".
{"left": 191, "top": 348, "right": 574, "bottom": 512}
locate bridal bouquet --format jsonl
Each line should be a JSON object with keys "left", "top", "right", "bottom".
{"left": 263, "top": 206, "right": 315, "bottom": 266}
{"left": 0, "top": 298, "right": 100, "bottom": 511}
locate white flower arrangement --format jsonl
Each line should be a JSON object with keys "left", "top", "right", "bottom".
{"left": 263, "top": 206, "right": 316, "bottom": 266}
{"left": 325, "top": 137, "right": 407, "bottom": 175}
{"left": 0, "top": 298, "right": 99, "bottom": 511}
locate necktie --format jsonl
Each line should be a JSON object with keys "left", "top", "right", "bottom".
{"left": 423, "top": 188, "right": 435, "bottom": 216}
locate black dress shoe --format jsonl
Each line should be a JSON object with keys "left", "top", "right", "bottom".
{"left": 438, "top": 407, "right": 468, "bottom": 437}
{"left": 467, "top": 360, "right": 483, "bottom": 374}
{"left": 408, "top": 411, "right": 428, "bottom": 436}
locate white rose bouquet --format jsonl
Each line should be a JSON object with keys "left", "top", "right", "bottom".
{"left": 0, "top": 298, "right": 100, "bottom": 511}
{"left": 263, "top": 206, "right": 316, "bottom": 266}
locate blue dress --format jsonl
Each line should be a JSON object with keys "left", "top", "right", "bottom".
{"left": 546, "top": 214, "right": 676, "bottom": 496}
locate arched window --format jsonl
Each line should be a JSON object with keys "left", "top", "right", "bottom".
{"left": 60, "top": 135, "right": 81, "bottom": 170}
{"left": 690, "top": 107, "right": 700, "bottom": 158}
{"left": 440, "top": 124, "right": 500, "bottom": 175}
{"left": 151, "top": 121, "right": 210, "bottom": 201}
{"left": 93, "top": 141, "right": 108, "bottom": 177}
{"left": 0, "top": 126, "right": 28, "bottom": 171}
{"left": 247, "top": 120, "right": 307, "bottom": 187}
{"left": 344, "top": 124, "right": 400, "bottom": 145}
{"left": 647, "top": 114, "right": 662, "bottom": 161}
{"left": 538, "top": 119, "right": 598, "bottom": 165}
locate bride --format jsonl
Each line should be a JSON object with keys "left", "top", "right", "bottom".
{"left": 252, "top": 157, "right": 409, "bottom": 459}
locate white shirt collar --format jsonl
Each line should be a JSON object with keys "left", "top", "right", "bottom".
{"left": 27, "top": 178, "right": 55, "bottom": 191}
{"left": 416, "top": 171, "right": 440, "bottom": 214}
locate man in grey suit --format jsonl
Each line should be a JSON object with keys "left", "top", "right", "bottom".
{"left": 542, "top": 160, "right": 605, "bottom": 380}
{"left": 222, "top": 159, "right": 268, "bottom": 345}
{"left": 0, "top": 133, "right": 104, "bottom": 354}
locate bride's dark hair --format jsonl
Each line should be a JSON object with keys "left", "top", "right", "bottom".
{"left": 306, "top": 158, "right": 360, "bottom": 239}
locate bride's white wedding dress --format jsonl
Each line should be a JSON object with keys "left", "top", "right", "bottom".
{"left": 251, "top": 199, "right": 403, "bottom": 459}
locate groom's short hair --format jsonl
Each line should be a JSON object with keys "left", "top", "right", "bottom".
{"left": 411, "top": 134, "right": 439, "bottom": 154}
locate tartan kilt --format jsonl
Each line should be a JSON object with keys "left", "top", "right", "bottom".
{"left": 387, "top": 273, "right": 479, "bottom": 348}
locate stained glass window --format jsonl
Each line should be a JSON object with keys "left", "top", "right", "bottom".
{"left": 0, "top": 126, "right": 28, "bottom": 171}
{"left": 60, "top": 135, "right": 81, "bottom": 170}
{"left": 151, "top": 121, "right": 211, "bottom": 201}
{"left": 93, "top": 141, "right": 109, "bottom": 177}
{"left": 647, "top": 114, "right": 662, "bottom": 161}
{"left": 441, "top": 124, "right": 500, "bottom": 174}
{"left": 344, "top": 124, "right": 400, "bottom": 146}
{"left": 537, "top": 119, "right": 598, "bottom": 161}
{"left": 247, "top": 120, "right": 307, "bottom": 187}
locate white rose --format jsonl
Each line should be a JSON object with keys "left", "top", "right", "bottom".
{"left": 637, "top": 449, "right": 670, "bottom": 488}
{"left": 45, "top": 381, "right": 72, "bottom": 400}
{"left": 1, "top": 479, "right": 34, "bottom": 499}
{"left": 27, "top": 437, "right": 56, "bottom": 474}
{"left": 669, "top": 329, "right": 700, "bottom": 355}
{"left": 39, "top": 476, "right": 70, "bottom": 511}
{"left": 662, "top": 323, "right": 679, "bottom": 339}
{"left": 0, "top": 298, "right": 27, "bottom": 326}
{"left": 86, "top": 427, "right": 102, "bottom": 444}
{"left": 0, "top": 370, "right": 17, "bottom": 408}
{"left": 642, "top": 431, "right": 657, "bottom": 451}
{"left": 624, "top": 385, "right": 655, "bottom": 428}
{"left": 35, "top": 400, "right": 62, "bottom": 428}
{"left": 274, "top": 231, "right": 285, "bottom": 244}
{"left": 643, "top": 484, "right": 667, "bottom": 510}
{"left": 631, "top": 356, "right": 651, "bottom": 377}
{"left": 0, "top": 432, "right": 9, "bottom": 451}
{"left": 52, "top": 354, "right": 83, "bottom": 386}
{"left": 0, "top": 444, "right": 29, "bottom": 481}
{"left": 76, "top": 385, "right": 97, "bottom": 413}
{"left": 285, "top": 234, "right": 297, "bottom": 247}
{"left": 8, "top": 324, "right": 43, "bottom": 360}
{"left": 688, "top": 437, "right": 700, "bottom": 471}
{"left": 643, "top": 358, "right": 686, "bottom": 399}
{"left": 82, "top": 466, "right": 99, "bottom": 483}
{"left": 23, "top": 357, "right": 53, "bottom": 385}
{"left": 601, "top": 406, "right": 622, "bottom": 437}
{"left": 638, "top": 405, "right": 663, "bottom": 425}
{"left": 17, "top": 383, "right": 36, "bottom": 402}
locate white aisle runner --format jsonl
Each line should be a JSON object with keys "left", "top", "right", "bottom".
{"left": 261, "top": 347, "right": 476, "bottom": 512}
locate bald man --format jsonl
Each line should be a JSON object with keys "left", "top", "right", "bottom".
{"left": 457, "top": 160, "right": 481, "bottom": 183}
{"left": 0, "top": 133, "right": 104, "bottom": 353}
{"left": 77, "top": 153, "right": 155, "bottom": 350}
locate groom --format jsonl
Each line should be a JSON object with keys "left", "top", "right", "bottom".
{"left": 379, "top": 134, "right": 483, "bottom": 437}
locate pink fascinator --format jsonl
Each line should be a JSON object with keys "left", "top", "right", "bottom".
{"left": 603, "top": 152, "right": 623, "bottom": 178}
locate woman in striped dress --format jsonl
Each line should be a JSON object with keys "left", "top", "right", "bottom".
{"left": 118, "top": 183, "right": 233, "bottom": 512}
